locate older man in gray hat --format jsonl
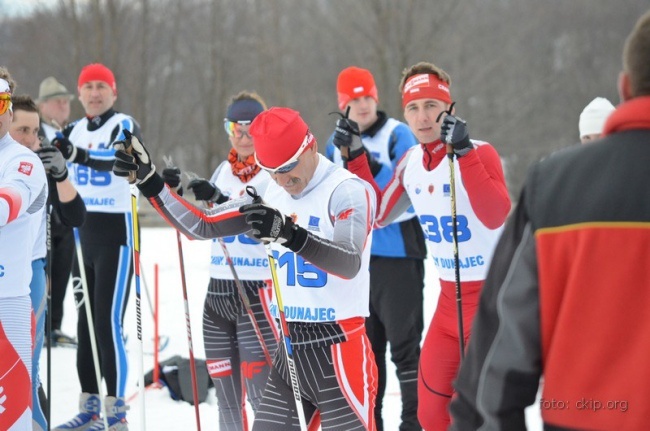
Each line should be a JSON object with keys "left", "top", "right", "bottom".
{"left": 36, "top": 76, "right": 79, "bottom": 349}
{"left": 37, "top": 76, "right": 74, "bottom": 144}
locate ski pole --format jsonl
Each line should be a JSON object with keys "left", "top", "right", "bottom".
{"left": 246, "top": 186, "right": 308, "bottom": 431}
{"left": 153, "top": 263, "right": 160, "bottom": 386}
{"left": 138, "top": 258, "right": 156, "bottom": 319}
{"left": 129, "top": 191, "right": 147, "bottom": 430}
{"left": 138, "top": 256, "right": 170, "bottom": 355}
{"left": 162, "top": 157, "right": 201, "bottom": 429}
{"left": 438, "top": 102, "right": 465, "bottom": 360}
{"left": 181, "top": 167, "right": 274, "bottom": 367}
{"left": 44, "top": 122, "right": 58, "bottom": 431}
{"left": 46, "top": 201, "right": 52, "bottom": 431}
{"left": 73, "top": 228, "right": 109, "bottom": 430}
{"left": 264, "top": 244, "right": 308, "bottom": 431}
{"left": 446, "top": 144, "right": 465, "bottom": 360}
{"left": 216, "top": 237, "right": 273, "bottom": 366}
{"left": 119, "top": 129, "right": 147, "bottom": 428}
{"left": 175, "top": 230, "right": 202, "bottom": 430}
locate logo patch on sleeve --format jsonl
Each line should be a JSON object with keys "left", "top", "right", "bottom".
{"left": 337, "top": 208, "right": 355, "bottom": 221}
{"left": 18, "top": 162, "right": 33, "bottom": 176}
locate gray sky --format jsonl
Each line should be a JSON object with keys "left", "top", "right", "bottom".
{"left": 1, "top": 0, "right": 54, "bottom": 17}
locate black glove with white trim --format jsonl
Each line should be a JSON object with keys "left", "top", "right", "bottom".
{"left": 239, "top": 203, "right": 308, "bottom": 250}
{"left": 333, "top": 117, "right": 364, "bottom": 161}
{"left": 440, "top": 114, "right": 472, "bottom": 157}
{"left": 52, "top": 133, "right": 89, "bottom": 164}
{"left": 112, "top": 130, "right": 156, "bottom": 185}
{"left": 37, "top": 146, "right": 68, "bottom": 182}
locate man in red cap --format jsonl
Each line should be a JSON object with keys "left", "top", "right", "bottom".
{"left": 113, "top": 106, "right": 379, "bottom": 430}
{"left": 335, "top": 62, "right": 511, "bottom": 430}
{"left": 327, "top": 66, "right": 426, "bottom": 431}
{"left": 52, "top": 63, "right": 140, "bottom": 431}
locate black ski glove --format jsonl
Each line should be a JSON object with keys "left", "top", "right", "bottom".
{"left": 239, "top": 203, "right": 307, "bottom": 250}
{"left": 333, "top": 117, "right": 364, "bottom": 161}
{"left": 440, "top": 114, "right": 473, "bottom": 157}
{"left": 52, "top": 133, "right": 89, "bottom": 164}
{"left": 333, "top": 117, "right": 382, "bottom": 175}
{"left": 37, "top": 146, "right": 68, "bottom": 182}
{"left": 162, "top": 167, "right": 183, "bottom": 195}
{"left": 113, "top": 130, "right": 156, "bottom": 185}
{"left": 187, "top": 178, "right": 222, "bottom": 202}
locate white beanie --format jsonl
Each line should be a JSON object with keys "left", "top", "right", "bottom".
{"left": 0, "top": 78, "right": 10, "bottom": 93}
{"left": 579, "top": 97, "right": 615, "bottom": 137}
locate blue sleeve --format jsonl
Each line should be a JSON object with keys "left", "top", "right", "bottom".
{"left": 374, "top": 124, "right": 418, "bottom": 189}
{"left": 373, "top": 161, "right": 393, "bottom": 189}
{"left": 325, "top": 132, "right": 336, "bottom": 162}
{"left": 390, "top": 123, "right": 419, "bottom": 168}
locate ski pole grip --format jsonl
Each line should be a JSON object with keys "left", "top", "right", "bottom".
{"left": 119, "top": 129, "right": 138, "bottom": 184}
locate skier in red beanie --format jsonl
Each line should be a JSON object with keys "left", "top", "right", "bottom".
{"left": 52, "top": 62, "right": 140, "bottom": 431}
{"left": 113, "top": 107, "right": 380, "bottom": 430}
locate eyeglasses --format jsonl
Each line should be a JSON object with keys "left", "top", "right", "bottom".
{"left": 255, "top": 132, "right": 314, "bottom": 175}
{"left": 224, "top": 119, "right": 252, "bottom": 139}
{"left": 0, "top": 93, "right": 11, "bottom": 116}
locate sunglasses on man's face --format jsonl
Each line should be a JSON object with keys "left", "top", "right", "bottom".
{"left": 0, "top": 93, "right": 12, "bottom": 116}
{"left": 255, "top": 132, "right": 314, "bottom": 175}
{"left": 224, "top": 120, "right": 252, "bottom": 139}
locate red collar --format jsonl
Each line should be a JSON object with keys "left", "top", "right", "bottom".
{"left": 421, "top": 140, "right": 446, "bottom": 171}
{"left": 602, "top": 96, "right": 650, "bottom": 136}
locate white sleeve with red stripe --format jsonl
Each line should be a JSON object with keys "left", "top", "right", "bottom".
{"left": 375, "top": 147, "right": 415, "bottom": 227}
{"left": 346, "top": 146, "right": 415, "bottom": 228}
{"left": 0, "top": 146, "right": 47, "bottom": 226}
{"left": 0, "top": 138, "right": 48, "bottom": 297}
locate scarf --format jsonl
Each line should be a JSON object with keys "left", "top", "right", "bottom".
{"left": 228, "top": 148, "right": 261, "bottom": 182}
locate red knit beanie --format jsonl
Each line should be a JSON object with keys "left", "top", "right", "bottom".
{"left": 336, "top": 66, "right": 379, "bottom": 110}
{"left": 78, "top": 63, "right": 117, "bottom": 94}
{"left": 250, "top": 107, "right": 312, "bottom": 169}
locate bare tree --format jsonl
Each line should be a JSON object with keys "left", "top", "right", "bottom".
{"left": 3, "top": 0, "right": 647, "bottom": 204}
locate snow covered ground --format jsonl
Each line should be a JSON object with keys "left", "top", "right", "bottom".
{"left": 42, "top": 227, "right": 543, "bottom": 430}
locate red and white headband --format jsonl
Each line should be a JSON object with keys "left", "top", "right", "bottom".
{"left": 401, "top": 73, "right": 452, "bottom": 107}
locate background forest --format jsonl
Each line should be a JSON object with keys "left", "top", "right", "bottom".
{"left": 1, "top": 0, "right": 647, "bottom": 203}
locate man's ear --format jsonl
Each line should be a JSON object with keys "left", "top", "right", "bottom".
{"left": 618, "top": 71, "right": 632, "bottom": 102}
